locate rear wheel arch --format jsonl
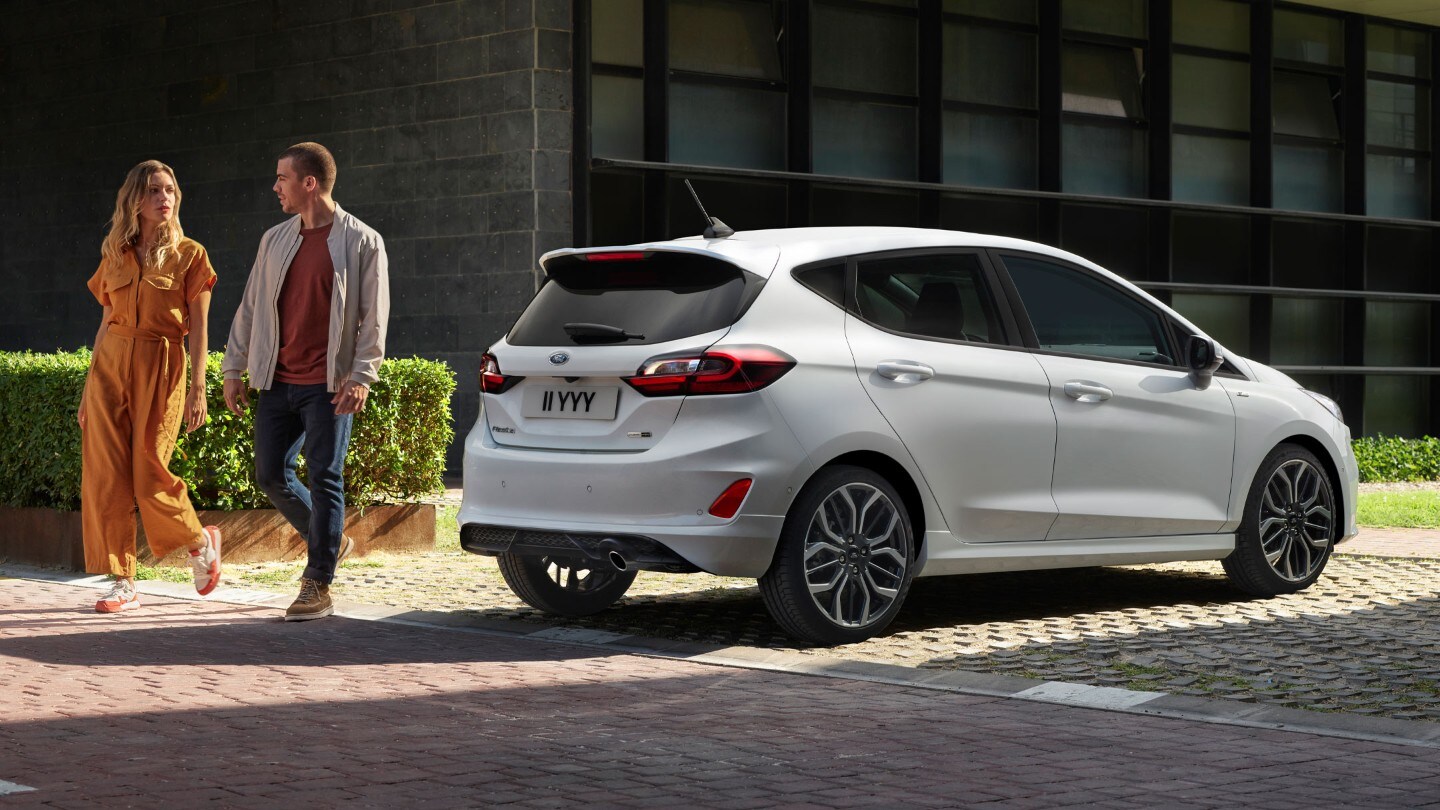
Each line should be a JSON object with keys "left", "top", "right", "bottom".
{"left": 812, "top": 451, "right": 927, "bottom": 559}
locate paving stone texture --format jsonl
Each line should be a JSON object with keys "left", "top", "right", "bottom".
{"left": 5, "top": 577, "right": 1440, "bottom": 808}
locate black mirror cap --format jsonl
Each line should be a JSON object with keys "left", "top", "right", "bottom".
{"left": 1185, "top": 334, "right": 1224, "bottom": 389}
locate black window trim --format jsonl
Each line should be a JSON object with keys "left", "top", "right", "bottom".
{"left": 988, "top": 248, "right": 1191, "bottom": 372}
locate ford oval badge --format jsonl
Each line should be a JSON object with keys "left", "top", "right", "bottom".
{"left": 548, "top": 352, "right": 570, "bottom": 366}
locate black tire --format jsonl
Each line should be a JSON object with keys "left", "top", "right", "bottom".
{"left": 759, "top": 465, "right": 917, "bottom": 645}
{"left": 1222, "top": 443, "right": 1336, "bottom": 596}
{"left": 496, "top": 553, "right": 637, "bottom": 617}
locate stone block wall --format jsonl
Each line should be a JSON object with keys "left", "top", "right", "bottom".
{"left": 0, "top": 0, "right": 574, "bottom": 470}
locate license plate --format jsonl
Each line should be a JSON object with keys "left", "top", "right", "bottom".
{"left": 520, "top": 386, "right": 620, "bottom": 420}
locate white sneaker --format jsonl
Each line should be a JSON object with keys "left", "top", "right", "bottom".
{"left": 190, "top": 526, "right": 222, "bottom": 596}
{"left": 96, "top": 579, "right": 140, "bottom": 613}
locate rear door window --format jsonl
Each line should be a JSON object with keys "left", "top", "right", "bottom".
{"left": 853, "top": 253, "right": 1006, "bottom": 344}
{"left": 509, "top": 253, "right": 761, "bottom": 346}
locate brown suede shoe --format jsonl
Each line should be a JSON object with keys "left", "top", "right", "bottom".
{"left": 284, "top": 577, "right": 333, "bottom": 622}
{"left": 336, "top": 534, "right": 355, "bottom": 568}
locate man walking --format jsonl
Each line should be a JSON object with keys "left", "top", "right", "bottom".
{"left": 223, "top": 142, "right": 389, "bottom": 621}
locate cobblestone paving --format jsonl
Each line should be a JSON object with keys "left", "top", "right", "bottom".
{"left": 223, "top": 527, "right": 1440, "bottom": 723}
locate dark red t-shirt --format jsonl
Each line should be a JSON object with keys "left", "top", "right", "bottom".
{"left": 274, "top": 223, "right": 334, "bottom": 385}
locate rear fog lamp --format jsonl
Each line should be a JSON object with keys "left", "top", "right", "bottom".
{"left": 708, "top": 479, "right": 753, "bottom": 519}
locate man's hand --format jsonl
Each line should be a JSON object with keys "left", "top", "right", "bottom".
{"left": 332, "top": 380, "right": 370, "bottom": 415}
{"left": 184, "top": 385, "right": 208, "bottom": 433}
{"left": 223, "top": 378, "right": 250, "bottom": 416}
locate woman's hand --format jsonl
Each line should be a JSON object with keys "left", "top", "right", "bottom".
{"left": 184, "top": 385, "right": 207, "bottom": 433}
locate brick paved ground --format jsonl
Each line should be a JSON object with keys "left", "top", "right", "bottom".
{"left": 4, "top": 578, "right": 1440, "bottom": 808}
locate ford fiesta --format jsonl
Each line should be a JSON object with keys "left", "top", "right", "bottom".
{"left": 459, "top": 226, "right": 1358, "bottom": 645}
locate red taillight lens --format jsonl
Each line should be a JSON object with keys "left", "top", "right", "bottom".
{"left": 479, "top": 352, "right": 522, "bottom": 394}
{"left": 708, "top": 478, "right": 753, "bottom": 519}
{"left": 581, "top": 251, "right": 648, "bottom": 262}
{"left": 623, "top": 346, "right": 796, "bottom": 397}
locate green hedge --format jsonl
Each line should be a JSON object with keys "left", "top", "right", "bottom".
{"left": 1353, "top": 435, "right": 1440, "bottom": 484}
{"left": 0, "top": 350, "right": 455, "bottom": 510}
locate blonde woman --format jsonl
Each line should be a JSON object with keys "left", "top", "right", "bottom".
{"left": 78, "top": 160, "right": 222, "bottom": 613}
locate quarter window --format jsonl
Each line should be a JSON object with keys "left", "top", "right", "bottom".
{"left": 853, "top": 253, "right": 1004, "bottom": 344}
{"left": 1002, "top": 255, "right": 1176, "bottom": 365}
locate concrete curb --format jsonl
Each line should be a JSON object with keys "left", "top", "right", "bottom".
{"left": 10, "top": 562, "right": 1440, "bottom": 750}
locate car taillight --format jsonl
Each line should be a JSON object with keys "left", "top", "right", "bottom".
{"left": 580, "top": 251, "right": 647, "bottom": 261}
{"left": 479, "top": 352, "right": 522, "bottom": 394}
{"left": 708, "top": 478, "right": 753, "bottom": 519}
{"left": 623, "top": 346, "right": 796, "bottom": 397}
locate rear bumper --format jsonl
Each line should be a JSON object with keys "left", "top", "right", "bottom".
{"left": 461, "top": 523, "right": 700, "bottom": 573}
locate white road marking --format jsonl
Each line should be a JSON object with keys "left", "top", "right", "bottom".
{"left": 0, "top": 780, "right": 36, "bottom": 795}
{"left": 1017, "top": 682, "right": 1165, "bottom": 709}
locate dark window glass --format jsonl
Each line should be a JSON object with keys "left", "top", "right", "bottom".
{"left": 669, "top": 83, "right": 786, "bottom": 170}
{"left": 1367, "top": 23, "right": 1429, "bottom": 78}
{"left": 793, "top": 262, "right": 847, "bottom": 308}
{"left": 1003, "top": 255, "right": 1175, "bottom": 364}
{"left": 1059, "top": 204, "right": 1149, "bottom": 280}
{"left": 944, "top": 111, "right": 1037, "bottom": 188}
{"left": 511, "top": 254, "right": 757, "bottom": 346}
{"left": 1062, "top": 0, "right": 1146, "bottom": 39}
{"left": 1368, "top": 155, "right": 1430, "bottom": 219}
{"left": 1062, "top": 122, "right": 1147, "bottom": 196}
{"left": 592, "top": 0, "right": 643, "bottom": 66}
{"left": 1172, "top": 213, "right": 1250, "bottom": 285}
{"left": 814, "top": 98, "right": 918, "bottom": 180}
{"left": 1173, "top": 0, "right": 1249, "bottom": 52}
{"left": 1290, "top": 373, "right": 1339, "bottom": 401}
{"left": 939, "top": 195, "right": 1039, "bottom": 240}
{"left": 589, "top": 171, "right": 644, "bottom": 246}
{"left": 1275, "top": 9, "right": 1343, "bottom": 66}
{"left": 943, "top": 23, "right": 1036, "bottom": 108}
{"left": 592, "top": 76, "right": 644, "bottom": 160}
{"left": 855, "top": 253, "right": 1004, "bottom": 343}
{"left": 1174, "top": 55, "right": 1249, "bottom": 131}
{"left": 814, "top": 4, "right": 917, "bottom": 96}
{"left": 1273, "top": 218, "right": 1344, "bottom": 289}
{"left": 1367, "top": 225, "right": 1432, "bottom": 292}
{"left": 1062, "top": 44, "right": 1144, "bottom": 118}
{"left": 1274, "top": 143, "right": 1343, "bottom": 213}
{"left": 1170, "top": 293, "right": 1251, "bottom": 356}
{"left": 1367, "top": 79, "right": 1428, "bottom": 151}
{"left": 670, "top": 0, "right": 784, "bottom": 79}
{"left": 811, "top": 186, "right": 919, "bottom": 226}
{"left": 1364, "top": 376, "right": 1429, "bottom": 437}
{"left": 1270, "top": 297, "right": 1343, "bottom": 365}
{"left": 946, "top": 0, "right": 1036, "bottom": 24}
{"left": 1273, "top": 72, "right": 1341, "bottom": 139}
{"left": 1365, "top": 302, "right": 1430, "bottom": 366}
{"left": 1173, "top": 134, "right": 1249, "bottom": 205}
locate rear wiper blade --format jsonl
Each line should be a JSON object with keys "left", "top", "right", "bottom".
{"left": 563, "top": 322, "right": 646, "bottom": 342}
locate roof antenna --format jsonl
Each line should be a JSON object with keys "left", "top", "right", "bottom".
{"left": 683, "top": 179, "right": 735, "bottom": 239}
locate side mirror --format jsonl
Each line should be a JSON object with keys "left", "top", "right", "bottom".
{"left": 1185, "top": 334, "right": 1224, "bottom": 390}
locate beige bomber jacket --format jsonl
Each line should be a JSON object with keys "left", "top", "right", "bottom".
{"left": 222, "top": 203, "right": 390, "bottom": 393}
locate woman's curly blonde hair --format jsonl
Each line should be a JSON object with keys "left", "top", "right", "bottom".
{"left": 101, "top": 160, "right": 184, "bottom": 268}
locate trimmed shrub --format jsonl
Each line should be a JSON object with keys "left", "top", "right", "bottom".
{"left": 1353, "top": 435, "right": 1440, "bottom": 483}
{"left": 0, "top": 350, "right": 455, "bottom": 510}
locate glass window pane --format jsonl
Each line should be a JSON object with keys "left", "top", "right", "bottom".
{"left": 590, "top": 171, "right": 644, "bottom": 245}
{"left": 1062, "top": 121, "right": 1146, "bottom": 197}
{"left": 1004, "top": 255, "right": 1175, "bottom": 364}
{"left": 1271, "top": 297, "right": 1343, "bottom": 365}
{"left": 669, "top": 83, "right": 785, "bottom": 171}
{"left": 1365, "top": 302, "right": 1429, "bottom": 367}
{"left": 592, "top": 75, "right": 644, "bottom": 160}
{"left": 811, "top": 185, "right": 918, "bottom": 226}
{"left": 943, "top": 111, "right": 1037, "bottom": 189}
{"left": 1172, "top": 134, "right": 1249, "bottom": 205}
{"left": 1367, "top": 154, "right": 1430, "bottom": 220}
{"left": 940, "top": 195, "right": 1039, "bottom": 240}
{"left": 1273, "top": 219, "right": 1344, "bottom": 289}
{"left": 814, "top": 98, "right": 917, "bottom": 180}
{"left": 1275, "top": 9, "right": 1343, "bottom": 66}
{"left": 855, "top": 254, "right": 1005, "bottom": 343}
{"left": 1173, "top": 0, "right": 1249, "bottom": 53}
{"left": 1368, "top": 24, "right": 1429, "bottom": 78}
{"left": 1273, "top": 72, "right": 1340, "bottom": 140}
{"left": 592, "top": 0, "right": 643, "bottom": 67}
{"left": 1174, "top": 55, "right": 1249, "bottom": 131}
{"left": 814, "top": 5, "right": 917, "bottom": 96}
{"left": 1172, "top": 213, "right": 1250, "bottom": 285}
{"left": 1171, "top": 293, "right": 1251, "bottom": 356}
{"left": 1273, "top": 144, "right": 1342, "bottom": 213}
{"left": 943, "top": 23, "right": 1036, "bottom": 108}
{"left": 1367, "top": 225, "right": 1431, "bottom": 293}
{"left": 1364, "top": 376, "right": 1429, "bottom": 437}
{"left": 1062, "top": 44, "right": 1144, "bottom": 118}
{"left": 670, "top": 0, "right": 783, "bottom": 80}
{"left": 945, "top": 0, "right": 1036, "bottom": 24}
{"left": 1367, "top": 80, "right": 1428, "bottom": 151}
{"left": 1062, "top": 0, "right": 1146, "bottom": 39}
{"left": 1059, "top": 204, "right": 1149, "bottom": 280}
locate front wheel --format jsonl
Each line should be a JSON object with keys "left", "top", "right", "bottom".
{"left": 760, "top": 466, "right": 916, "bottom": 645}
{"left": 497, "top": 553, "right": 637, "bottom": 616}
{"left": 1222, "top": 444, "right": 1336, "bottom": 596}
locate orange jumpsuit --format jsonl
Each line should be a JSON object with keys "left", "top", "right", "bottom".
{"left": 82, "top": 238, "right": 217, "bottom": 577}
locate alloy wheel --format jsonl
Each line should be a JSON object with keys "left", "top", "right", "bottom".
{"left": 802, "top": 483, "right": 910, "bottom": 628}
{"left": 1257, "top": 459, "right": 1334, "bottom": 582}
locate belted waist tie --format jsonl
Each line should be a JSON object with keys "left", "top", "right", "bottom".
{"left": 107, "top": 325, "right": 185, "bottom": 380}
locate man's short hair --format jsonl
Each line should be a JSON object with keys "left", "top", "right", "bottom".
{"left": 280, "top": 142, "right": 337, "bottom": 193}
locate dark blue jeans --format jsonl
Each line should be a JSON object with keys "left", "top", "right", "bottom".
{"left": 255, "top": 382, "right": 353, "bottom": 585}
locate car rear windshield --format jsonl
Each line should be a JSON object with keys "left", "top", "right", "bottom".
{"left": 508, "top": 252, "right": 761, "bottom": 346}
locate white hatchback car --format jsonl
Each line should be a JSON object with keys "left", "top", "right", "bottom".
{"left": 459, "top": 226, "right": 1358, "bottom": 645}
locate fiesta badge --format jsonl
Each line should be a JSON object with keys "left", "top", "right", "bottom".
{"left": 548, "top": 352, "right": 570, "bottom": 366}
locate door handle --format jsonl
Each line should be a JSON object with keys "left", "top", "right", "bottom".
{"left": 1063, "top": 380, "right": 1112, "bottom": 403}
{"left": 877, "top": 360, "right": 935, "bottom": 383}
